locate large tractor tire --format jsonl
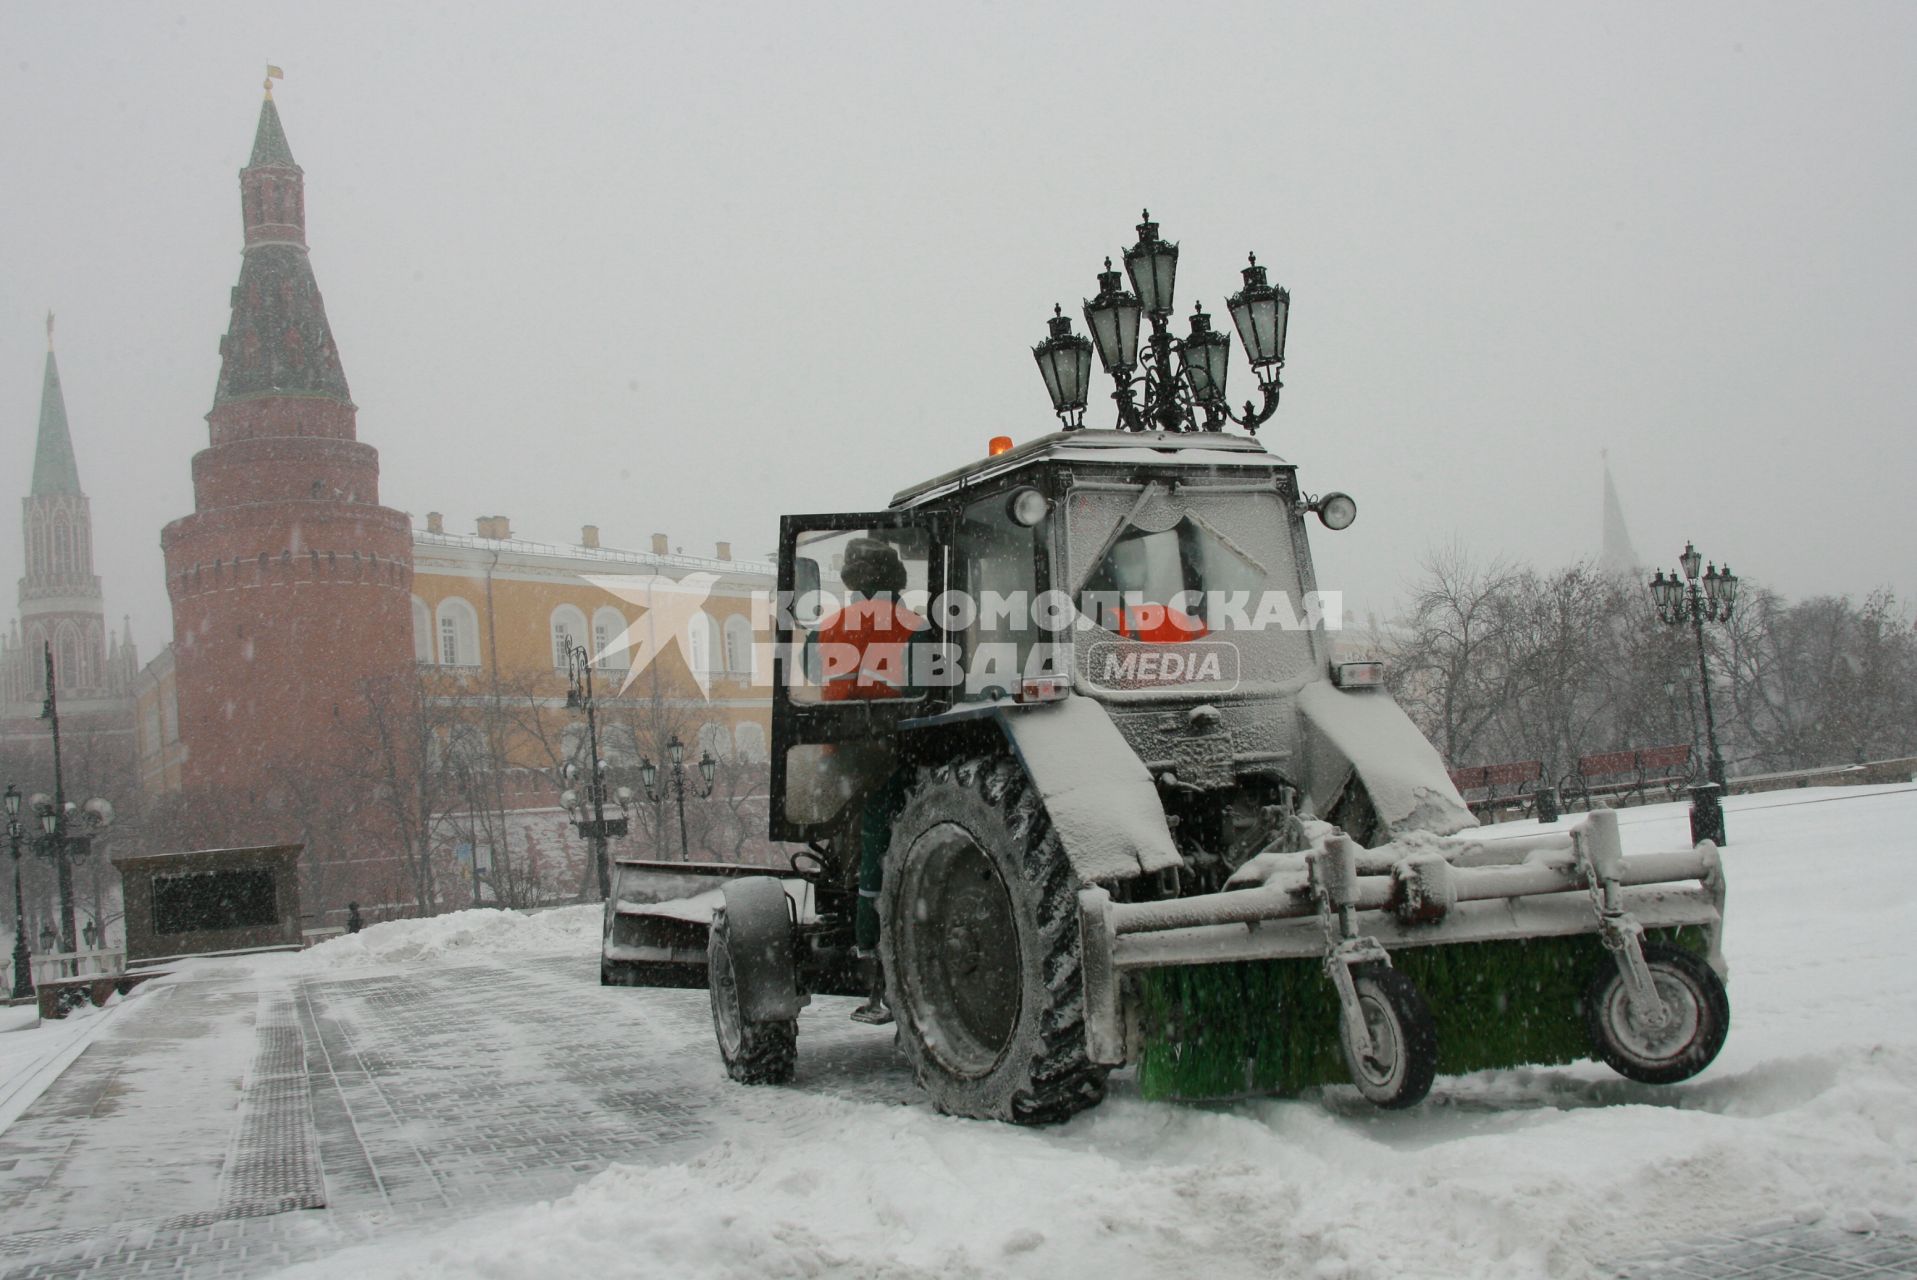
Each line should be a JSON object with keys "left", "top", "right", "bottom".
{"left": 878, "top": 754, "right": 1107, "bottom": 1125}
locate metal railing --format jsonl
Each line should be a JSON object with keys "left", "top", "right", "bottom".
{"left": 26, "top": 948, "right": 125, "bottom": 986}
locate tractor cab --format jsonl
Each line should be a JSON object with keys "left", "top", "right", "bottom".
{"left": 769, "top": 428, "right": 1449, "bottom": 887}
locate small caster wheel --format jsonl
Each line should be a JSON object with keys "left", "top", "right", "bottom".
{"left": 1338, "top": 964, "right": 1438, "bottom": 1109}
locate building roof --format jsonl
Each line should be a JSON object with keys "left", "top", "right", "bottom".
{"left": 31, "top": 349, "right": 82, "bottom": 496}
{"left": 248, "top": 96, "right": 298, "bottom": 168}
{"left": 213, "top": 99, "right": 351, "bottom": 406}
{"left": 891, "top": 428, "right": 1289, "bottom": 508}
{"left": 411, "top": 528, "right": 776, "bottom": 579}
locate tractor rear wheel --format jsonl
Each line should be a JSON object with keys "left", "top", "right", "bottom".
{"left": 707, "top": 907, "right": 797, "bottom": 1084}
{"left": 879, "top": 754, "right": 1107, "bottom": 1125}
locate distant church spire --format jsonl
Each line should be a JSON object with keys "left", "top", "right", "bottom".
{"left": 1600, "top": 450, "right": 1640, "bottom": 578}
{"left": 32, "top": 316, "right": 82, "bottom": 496}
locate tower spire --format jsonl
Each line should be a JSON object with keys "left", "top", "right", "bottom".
{"left": 1600, "top": 450, "right": 1640, "bottom": 579}
{"left": 214, "top": 81, "right": 352, "bottom": 418}
{"left": 31, "top": 340, "right": 82, "bottom": 496}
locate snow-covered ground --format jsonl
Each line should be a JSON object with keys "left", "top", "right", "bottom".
{"left": 5, "top": 785, "right": 1913, "bottom": 1279}
{"left": 257, "top": 784, "right": 1917, "bottom": 1280}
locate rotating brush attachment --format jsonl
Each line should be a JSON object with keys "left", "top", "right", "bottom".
{"left": 1133, "top": 926, "right": 1712, "bottom": 1101}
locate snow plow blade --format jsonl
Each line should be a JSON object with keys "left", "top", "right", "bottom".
{"left": 602, "top": 859, "right": 781, "bottom": 988}
{"left": 1077, "top": 811, "right": 1727, "bottom": 1099}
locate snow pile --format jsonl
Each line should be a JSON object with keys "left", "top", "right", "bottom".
{"left": 299, "top": 904, "right": 599, "bottom": 972}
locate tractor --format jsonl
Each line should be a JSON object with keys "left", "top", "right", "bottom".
{"left": 605, "top": 217, "right": 1728, "bottom": 1124}
{"left": 603, "top": 427, "right": 1729, "bottom": 1124}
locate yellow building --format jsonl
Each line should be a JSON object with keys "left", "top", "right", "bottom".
{"left": 408, "top": 512, "right": 774, "bottom": 764}
{"left": 136, "top": 512, "right": 782, "bottom": 909}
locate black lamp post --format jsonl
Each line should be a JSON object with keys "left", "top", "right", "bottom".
{"left": 641, "top": 734, "right": 716, "bottom": 862}
{"left": 33, "top": 645, "right": 114, "bottom": 961}
{"left": 1649, "top": 543, "right": 1739, "bottom": 845}
{"left": 558, "top": 641, "right": 631, "bottom": 902}
{"left": 6, "top": 785, "right": 31, "bottom": 1001}
{"left": 1036, "top": 211, "right": 1290, "bottom": 435}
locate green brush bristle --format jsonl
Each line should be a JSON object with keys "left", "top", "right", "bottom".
{"left": 1135, "top": 927, "right": 1708, "bottom": 1101}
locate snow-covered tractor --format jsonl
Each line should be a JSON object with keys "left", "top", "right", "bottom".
{"left": 605, "top": 426, "right": 1730, "bottom": 1125}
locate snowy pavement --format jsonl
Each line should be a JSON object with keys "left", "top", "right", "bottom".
{"left": 0, "top": 785, "right": 1913, "bottom": 1278}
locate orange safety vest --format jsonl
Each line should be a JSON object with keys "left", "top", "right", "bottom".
{"left": 1111, "top": 605, "right": 1209, "bottom": 644}
{"left": 814, "top": 599, "right": 926, "bottom": 700}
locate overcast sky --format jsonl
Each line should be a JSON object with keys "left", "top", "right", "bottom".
{"left": 3, "top": 1, "right": 1913, "bottom": 656}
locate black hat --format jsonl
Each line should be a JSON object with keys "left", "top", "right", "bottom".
{"left": 841, "top": 537, "right": 907, "bottom": 596}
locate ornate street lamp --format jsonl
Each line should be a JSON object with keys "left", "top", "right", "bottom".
{"left": 1650, "top": 542, "right": 1740, "bottom": 846}
{"left": 6, "top": 785, "right": 32, "bottom": 1001}
{"left": 1031, "top": 306, "right": 1094, "bottom": 428}
{"left": 558, "top": 640, "right": 629, "bottom": 901}
{"left": 31, "top": 645, "right": 114, "bottom": 962}
{"left": 640, "top": 734, "right": 716, "bottom": 861}
{"left": 1036, "top": 211, "right": 1291, "bottom": 435}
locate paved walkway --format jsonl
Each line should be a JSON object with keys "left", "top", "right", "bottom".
{"left": 0, "top": 953, "right": 1910, "bottom": 1279}
{"left": 0, "top": 952, "right": 912, "bottom": 1279}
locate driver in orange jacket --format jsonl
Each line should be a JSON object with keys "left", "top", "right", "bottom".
{"left": 808, "top": 538, "right": 926, "bottom": 1024}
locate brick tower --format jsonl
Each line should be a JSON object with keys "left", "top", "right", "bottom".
{"left": 160, "top": 85, "right": 415, "bottom": 909}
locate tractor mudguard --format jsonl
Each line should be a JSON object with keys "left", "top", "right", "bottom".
{"left": 987, "top": 695, "right": 1183, "bottom": 883}
{"left": 719, "top": 877, "right": 804, "bottom": 1022}
{"left": 1296, "top": 680, "right": 1476, "bottom": 839}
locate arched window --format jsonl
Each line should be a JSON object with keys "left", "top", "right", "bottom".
{"left": 603, "top": 722, "right": 641, "bottom": 767}
{"left": 412, "top": 597, "right": 433, "bottom": 663}
{"left": 687, "top": 609, "right": 719, "bottom": 677}
{"left": 26, "top": 630, "right": 46, "bottom": 691}
{"left": 696, "top": 721, "right": 731, "bottom": 762}
{"left": 436, "top": 597, "right": 480, "bottom": 668}
{"left": 55, "top": 625, "right": 81, "bottom": 691}
{"left": 27, "top": 526, "right": 43, "bottom": 578}
{"left": 448, "top": 723, "right": 489, "bottom": 770}
{"left": 592, "top": 607, "right": 629, "bottom": 669}
{"left": 551, "top": 605, "right": 588, "bottom": 670}
{"left": 722, "top": 614, "right": 754, "bottom": 678}
{"left": 52, "top": 519, "right": 70, "bottom": 578}
{"left": 733, "top": 721, "right": 767, "bottom": 762}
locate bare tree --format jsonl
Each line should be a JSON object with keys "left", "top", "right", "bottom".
{"left": 1384, "top": 546, "right": 1522, "bottom": 766}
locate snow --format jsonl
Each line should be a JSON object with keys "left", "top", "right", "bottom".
{"left": 294, "top": 904, "right": 603, "bottom": 972}
{"left": 249, "top": 782, "right": 1917, "bottom": 1280}
{"left": 1003, "top": 694, "right": 1183, "bottom": 880}
{"left": 0, "top": 786, "right": 1902, "bottom": 1277}
{"left": 0, "top": 993, "right": 131, "bottom": 1133}
{"left": 1296, "top": 680, "right": 1477, "bottom": 837}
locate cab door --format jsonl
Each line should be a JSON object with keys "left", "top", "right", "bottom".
{"left": 769, "top": 510, "right": 950, "bottom": 842}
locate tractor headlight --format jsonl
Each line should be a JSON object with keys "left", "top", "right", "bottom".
{"left": 1008, "top": 487, "right": 1050, "bottom": 527}
{"left": 1315, "top": 493, "right": 1357, "bottom": 531}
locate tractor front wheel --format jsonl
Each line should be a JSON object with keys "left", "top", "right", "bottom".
{"left": 1585, "top": 943, "right": 1729, "bottom": 1085}
{"left": 1337, "top": 964, "right": 1438, "bottom": 1109}
{"left": 879, "top": 755, "right": 1107, "bottom": 1125}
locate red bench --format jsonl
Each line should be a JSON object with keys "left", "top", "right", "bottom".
{"left": 1566, "top": 744, "right": 1695, "bottom": 810}
{"left": 1448, "top": 760, "right": 1544, "bottom": 819}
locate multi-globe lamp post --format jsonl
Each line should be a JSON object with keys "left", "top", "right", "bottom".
{"left": 1033, "top": 211, "right": 1291, "bottom": 434}
{"left": 7, "top": 786, "right": 31, "bottom": 1001}
{"left": 641, "top": 735, "right": 715, "bottom": 862}
{"left": 1649, "top": 542, "right": 1739, "bottom": 847}
{"left": 558, "top": 640, "right": 638, "bottom": 903}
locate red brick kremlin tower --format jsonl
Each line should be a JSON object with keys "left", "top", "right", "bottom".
{"left": 160, "top": 84, "right": 415, "bottom": 910}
